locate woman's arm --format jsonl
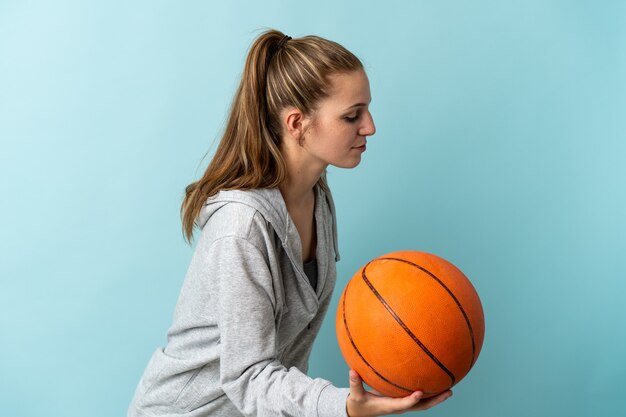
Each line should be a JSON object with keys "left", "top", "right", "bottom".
{"left": 207, "top": 235, "right": 350, "bottom": 417}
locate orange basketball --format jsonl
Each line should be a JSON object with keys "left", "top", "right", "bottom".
{"left": 336, "top": 250, "right": 485, "bottom": 398}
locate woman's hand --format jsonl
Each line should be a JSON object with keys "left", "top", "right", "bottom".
{"left": 345, "top": 369, "right": 453, "bottom": 417}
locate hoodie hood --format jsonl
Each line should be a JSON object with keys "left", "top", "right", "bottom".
{"left": 194, "top": 184, "right": 340, "bottom": 262}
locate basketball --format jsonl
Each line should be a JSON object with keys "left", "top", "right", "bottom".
{"left": 335, "top": 250, "right": 485, "bottom": 398}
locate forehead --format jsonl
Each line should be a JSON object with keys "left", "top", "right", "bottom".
{"left": 323, "top": 70, "right": 371, "bottom": 110}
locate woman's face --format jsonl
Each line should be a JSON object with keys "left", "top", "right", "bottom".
{"left": 302, "top": 69, "right": 376, "bottom": 169}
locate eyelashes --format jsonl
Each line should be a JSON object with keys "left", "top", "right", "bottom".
{"left": 344, "top": 115, "right": 360, "bottom": 123}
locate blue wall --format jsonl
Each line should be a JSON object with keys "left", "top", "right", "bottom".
{"left": 1, "top": 1, "right": 624, "bottom": 416}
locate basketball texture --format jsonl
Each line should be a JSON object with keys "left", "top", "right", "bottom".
{"left": 336, "top": 250, "right": 485, "bottom": 398}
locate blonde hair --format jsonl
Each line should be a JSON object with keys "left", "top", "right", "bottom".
{"left": 180, "top": 28, "right": 364, "bottom": 244}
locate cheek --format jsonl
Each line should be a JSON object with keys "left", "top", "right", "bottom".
{"left": 309, "top": 123, "right": 356, "bottom": 156}
{"left": 329, "top": 132, "right": 355, "bottom": 153}
{"left": 333, "top": 123, "right": 357, "bottom": 143}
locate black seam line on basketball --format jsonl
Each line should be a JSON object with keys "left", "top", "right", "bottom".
{"left": 376, "top": 257, "right": 477, "bottom": 368}
{"left": 342, "top": 279, "right": 417, "bottom": 395}
{"left": 361, "top": 260, "right": 456, "bottom": 387}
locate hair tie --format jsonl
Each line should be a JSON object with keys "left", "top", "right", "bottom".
{"left": 266, "top": 35, "right": 292, "bottom": 69}
{"left": 276, "top": 35, "right": 292, "bottom": 50}
{"left": 269, "top": 35, "right": 291, "bottom": 59}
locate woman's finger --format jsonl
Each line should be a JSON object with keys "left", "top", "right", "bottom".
{"left": 386, "top": 390, "right": 424, "bottom": 413}
{"left": 369, "top": 390, "right": 423, "bottom": 415}
{"left": 348, "top": 370, "right": 367, "bottom": 401}
{"left": 409, "top": 390, "right": 453, "bottom": 411}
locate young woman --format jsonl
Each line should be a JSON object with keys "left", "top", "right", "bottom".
{"left": 127, "top": 29, "right": 453, "bottom": 417}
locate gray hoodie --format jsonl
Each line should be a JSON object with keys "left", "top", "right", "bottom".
{"left": 127, "top": 184, "right": 351, "bottom": 417}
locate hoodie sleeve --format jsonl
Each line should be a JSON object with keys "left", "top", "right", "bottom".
{"left": 206, "top": 235, "right": 350, "bottom": 417}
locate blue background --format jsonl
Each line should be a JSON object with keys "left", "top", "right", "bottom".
{"left": 1, "top": 1, "right": 625, "bottom": 416}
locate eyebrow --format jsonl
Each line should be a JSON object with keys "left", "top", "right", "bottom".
{"left": 344, "top": 100, "right": 372, "bottom": 111}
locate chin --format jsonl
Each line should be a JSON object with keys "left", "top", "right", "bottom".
{"left": 332, "top": 156, "right": 362, "bottom": 169}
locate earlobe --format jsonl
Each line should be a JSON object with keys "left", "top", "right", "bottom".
{"left": 298, "top": 133, "right": 305, "bottom": 147}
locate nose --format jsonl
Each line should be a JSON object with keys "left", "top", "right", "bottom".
{"left": 360, "top": 112, "right": 376, "bottom": 137}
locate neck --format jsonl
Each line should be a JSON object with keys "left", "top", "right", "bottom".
{"left": 278, "top": 143, "right": 327, "bottom": 208}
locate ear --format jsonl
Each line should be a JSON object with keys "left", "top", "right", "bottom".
{"left": 283, "top": 107, "right": 310, "bottom": 144}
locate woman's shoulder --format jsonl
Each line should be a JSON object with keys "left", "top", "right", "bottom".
{"left": 203, "top": 200, "right": 267, "bottom": 232}
{"left": 197, "top": 198, "right": 276, "bottom": 253}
